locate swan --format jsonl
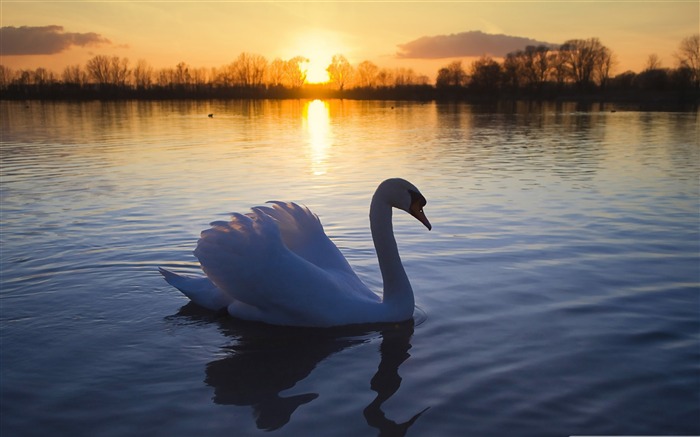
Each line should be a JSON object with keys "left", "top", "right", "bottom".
{"left": 159, "top": 178, "right": 431, "bottom": 327}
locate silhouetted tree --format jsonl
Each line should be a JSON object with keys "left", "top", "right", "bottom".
{"left": 610, "top": 70, "right": 636, "bottom": 90}
{"left": 62, "top": 64, "right": 88, "bottom": 86}
{"left": 284, "top": 56, "right": 308, "bottom": 88}
{"left": 133, "top": 59, "right": 153, "bottom": 89}
{"left": 393, "top": 67, "right": 423, "bottom": 86}
{"left": 356, "top": 60, "right": 379, "bottom": 88}
{"left": 86, "top": 55, "right": 112, "bottom": 86}
{"left": 596, "top": 46, "right": 615, "bottom": 89}
{"left": 435, "top": 61, "right": 467, "bottom": 88}
{"left": 31, "top": 68, "right": 54, "bottom": 90}
{"left": 155, "top": 68, "right": 173, "bottom": 87}
{"left": 670, "top": 65, "right": 697, "bottom": 96}
{"left": 86, "top": 55, "right": 130, "bottom": 87}
{"left": 191, "top": 67, "right": 209, "bottom": 88}
{"left": 173, "top": 61, "right": 192, "bottom": 86}
{"left": 548, "top": 50, "right": 568, "bottom": 87}
{"left": 2, "top": 33, "right": 697, "bottom": 103}
{"left": 502, "top": 46, "right": 552, "bottom": 92}
{"left": 375, "top": 68, "right": 394, "bottom": 87}
{"left": 676, "top": 33, "right": 700, "bottom": 89}
{"left": 559, "top": 38, "right": 610, "bottom": 89}
{"left": 523, "top": 45, "right": 551, "bottom": 89}
{"left": 635, "top": 68, "right": 669, "bottom": 91}
{"left": 0, "top": 65, "right": 12, "bottom": 90}
{"left": 267, "top": 58, "right": 286, "bottom": 87}
{"left": 502, "top": 52, "right": 522, "bottom": 91}
{"left": 327, "top": 54, "right": 353, "bottom": 91}
{"left": 231, "top": 52, "right": 267, "bottom": 88}
{"left": 645, "top": 54, "right": 662, "bottom": 71}
{"left": 469, "top": 56, "right": 502, "bottom": 92}
{"left": 109, "top": 57, "right": 130, "bottom": 87}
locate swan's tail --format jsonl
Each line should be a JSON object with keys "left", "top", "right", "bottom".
{"left": 158, "top": 267, "right": 231, "bottom": 311}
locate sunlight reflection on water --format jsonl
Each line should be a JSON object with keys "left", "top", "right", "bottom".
{"left": 304, "top": 99, "right": 331, "bottom": 176}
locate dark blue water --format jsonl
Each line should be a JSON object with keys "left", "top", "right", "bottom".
{"left": 1, "top": 100, "right": 698, "bottom": 436}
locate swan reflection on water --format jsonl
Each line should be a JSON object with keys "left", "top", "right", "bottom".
{"left": 170, "top": 303, "right": 429, "bottom": 434}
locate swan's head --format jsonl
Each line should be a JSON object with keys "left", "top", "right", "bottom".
{"left": 376, "top": 178, "right": 432, "bottom": 231}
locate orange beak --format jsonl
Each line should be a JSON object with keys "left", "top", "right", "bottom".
{"left": 409, "top": 202, "right": 432, "bottom": 231}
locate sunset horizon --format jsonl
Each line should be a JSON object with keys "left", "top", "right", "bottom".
{"left": 1, "top": 1, "right": 698, "bottom": 82}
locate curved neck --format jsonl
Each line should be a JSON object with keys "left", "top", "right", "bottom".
{"left": 369, "top": 194, "right": 414, "bottom": 312}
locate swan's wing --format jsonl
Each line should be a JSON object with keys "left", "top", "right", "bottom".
{"left": 194, "top": 208, "right": 371, "bottom": 320}
{"left": 254, "top": 201, "right": 356, "bottom": 274}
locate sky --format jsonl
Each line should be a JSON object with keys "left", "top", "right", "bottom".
{"left": 1, "top": 1, "right": 698, "bottom": 83}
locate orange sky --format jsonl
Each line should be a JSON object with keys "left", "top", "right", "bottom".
{"left": 1, "top": 1, "right": 698, "bottom": 82}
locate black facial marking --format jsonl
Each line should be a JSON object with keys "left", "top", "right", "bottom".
{"left": 408, "top": 189, "right": 427, "bottom": 209}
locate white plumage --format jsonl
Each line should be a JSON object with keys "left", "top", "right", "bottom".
{"left": 159, "top": 178, "right": 431, "bottom": 327}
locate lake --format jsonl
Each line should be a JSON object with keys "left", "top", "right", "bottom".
{"left": 1, "top": 99, "right": 698, "bottom": 436}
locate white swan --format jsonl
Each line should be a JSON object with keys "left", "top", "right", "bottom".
{"left": 159, "top": 178, "right": 431, "bottom": 327}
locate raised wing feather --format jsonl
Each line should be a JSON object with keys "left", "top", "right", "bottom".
{"left": 254, "top": 202, "right": 355, "bottom": 274}
{"left": 193, "top": 204, "right": 371, "bottom": 317}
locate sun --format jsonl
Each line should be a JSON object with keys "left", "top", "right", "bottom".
{"left": 290, "top": 30, "right": 345, "bottom": 84}
{"left": 306, "top": 58, "right": 330, "bottom": 84}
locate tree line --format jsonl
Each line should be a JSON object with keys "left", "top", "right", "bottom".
{"left": 1, "top": 34, "right": 698, "bottom": 104}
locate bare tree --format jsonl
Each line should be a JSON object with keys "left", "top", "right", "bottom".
{"left": 326, "top": 54, "right": 353, "bottom": 91}
{"left": 645, "top": 54, "right": 662, "bottom": 71}
{"left": 0, "top": 65, "right": 13, "bottom": 90}
{"left": 393, "top": 67, "right": 419, "bottom": 86}
{"left": 558, "top": 38, "right": 610, "bottom": 88}
{"left": 284, "top": 56, "right": 308, "bottom": 88}
{"left": 133, "top": 59, "right": 153, "bottom": 89}
{"left": 86, "top": 55, "right": 112, "bottom": 85}
{"left": 86, "top": 55, "right": 129, "bottom": 86}
{"left": 215, "top": 63, "right": 234, "bottom": 87}
{"left": 15, "top": 70, "right": 33, "bottom": 86}
{"left": 502, "top": 46, "right": 551, "bottom": 91}
{"left": 62, "top": 64, "right": 88, "bottom": 86}
{"left": 267, "top": 58, "right": 286, "bottom": 87}
{"left": 191, "top": 67, "right": 209, "bottom": 88}
{"left": 375, "top": 68, "right": 394, "bottom": 87}
{"left": 414, "top": 74, "right": 430, "bottom": 85}
{"left": 32, "top": 68, "right": 55, "bottom": 87}
{"left": 355, "top": 60, "right": 379, "bottom": 88}
{"left": 548, "top": 50, "right": 568, "bottom": 86}
{"left": 109, "top": 57, "right": 130, "bottom": 87}
{"left": 231, "top": 52, "right": 267, "bottom": 88}
{"left": 676, "top": 33, "right": 700, "bottom": 88}
{"left": 502, "top": 52, "right": 522, "bottom": 90}
{"left": 523, "top": 45, "right": 551, "bottom": 89}
{"left": 173, "top": 62, "right": 192, "bottom": 86}
{"left": 155, "top": 68, "right": 174, "bottom": 87}
{"left": 596, "top": 46, "right": 615, "bottom": 88}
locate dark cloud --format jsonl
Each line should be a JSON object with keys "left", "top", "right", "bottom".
{"left": 0, "top": 25, "right": 111, "bottom": 56}
{"left": 397, "top": 31, "right": 557, "bottom": 59}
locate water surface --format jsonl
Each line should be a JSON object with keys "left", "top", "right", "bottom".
{"left": 1, "top": 100, "right": 699, "bottom": 436}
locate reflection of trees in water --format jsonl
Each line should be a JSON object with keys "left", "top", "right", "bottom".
{"left": 170, "top": 304, "right": 428, "bottom": 435}
{"left": 435, "top": 102, "right": 607, "bottom": 185}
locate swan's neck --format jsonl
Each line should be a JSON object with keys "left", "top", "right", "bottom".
{"left": 370, "top": 195, "right": 414, "bottom": 315}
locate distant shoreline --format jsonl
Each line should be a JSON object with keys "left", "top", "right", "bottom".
{"left": 2, "top": 87, "right": 697, "bottom": 112}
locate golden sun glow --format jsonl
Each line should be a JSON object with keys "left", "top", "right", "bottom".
{"left": 290, "top": 30, "right": 345, "bottom": 84}
{"left": 306, "top": 58, "right": 330, "bottom": 84}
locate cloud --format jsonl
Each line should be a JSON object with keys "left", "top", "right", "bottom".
{"left": 0, "top": 25, "right": 111, "bottom": 56}
{"left": 397, "top": 31, "right": 557, "bottom": 59}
